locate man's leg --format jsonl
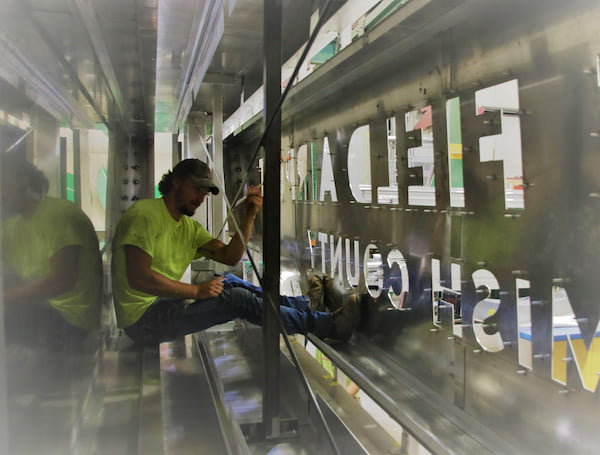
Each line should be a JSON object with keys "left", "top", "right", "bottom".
{"left": 125, "top": 286, "right": 363, "bottom": 346}
{"left": 180, "top": 288, "right": 333, "bottom": 338}
{"left": 125, "top": 287, "right": 334, "bottom": 345}
{"left": 222, "top": 272, "right": 311, "bottom": 309}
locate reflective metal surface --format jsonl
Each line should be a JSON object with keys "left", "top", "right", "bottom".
{"left": 223, "top": 0, "right": 600, "bottom": 452}
{"left": 195, "top": 323, "right": 384, "bottom": 455}
{"left": 0, "top": 0, "right": 157, "bottom": 139}
{"left": 160, "top": 336, "right": 236, "bottom": 454}
{"left": 2, "top": 0, "right": 600, "bottom": 452}
{"left": 2, "top": 328, "right": 162, "bottom": 454}
{"left": 155, "top": 0, "right": 346, "bottom": 132}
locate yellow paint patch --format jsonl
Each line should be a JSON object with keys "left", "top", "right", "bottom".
{"left": 449, "top": 143, "right": 463, "bottom": 160}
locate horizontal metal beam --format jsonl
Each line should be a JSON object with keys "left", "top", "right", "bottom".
{"left": 307, "top": 334, "right": 517, "bottom": 455}
{"left": 204, "top": 72, "right": 238, "bottom": 84}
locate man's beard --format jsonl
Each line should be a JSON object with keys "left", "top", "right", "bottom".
{"left": 174, "top": 187, "right": 197, "bottom": 217}
{"left": 181, "top": 206, "right": 195, "bottom": 217}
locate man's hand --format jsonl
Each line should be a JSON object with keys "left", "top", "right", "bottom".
{"left": 196, "top": 186, "right": 263, "bottom": 267}
{"left": 194, "top": 276, "right": 225, "bottom": 299}
{"left": 244, "top": 185, "right": 263, "bottom": 216}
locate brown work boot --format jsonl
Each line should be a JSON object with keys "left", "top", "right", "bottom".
{"left": 307, "top": 275, "right": 325, "bottom": 312}
{"left": 329, "top": 294, "right": 362, "bottom": 343}
{"left": 322, "top": 276, "right": 345, "bottom": 313}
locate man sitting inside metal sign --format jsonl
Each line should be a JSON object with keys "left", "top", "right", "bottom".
{"left": 111, "top": 158, "right": 362, "bottom": 346}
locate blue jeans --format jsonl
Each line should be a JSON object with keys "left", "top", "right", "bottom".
{"left": 221, "top": 272, "right": 311, "bottom": 310}
{"left": 124, "top": 274, "right": 333, "bottom": 346}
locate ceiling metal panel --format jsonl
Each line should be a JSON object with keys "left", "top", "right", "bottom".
{"left": 154, "top": 0, "right": 202, "bottom": 132}
{"left": 0, "top": 0, "right": 157, "bottom": 139}
{"left": 155, "top": 0, "right": 344, "bottom": 132}
{"left": 193, "top": 0, "right": 317, "bottom": 119}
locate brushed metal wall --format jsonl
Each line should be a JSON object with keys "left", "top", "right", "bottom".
{"left": 225, "top": 0, "right": 600, "bottom": 452}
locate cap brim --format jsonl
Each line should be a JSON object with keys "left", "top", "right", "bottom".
{"left": 192, "top": 177, "right": 219, "bottom": 195}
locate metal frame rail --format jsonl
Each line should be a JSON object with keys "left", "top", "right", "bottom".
{"left": 307, "top": 334, "right": 520, "bottom": 455}
{"left": 194, "top": 332, "right": 252, "bottom": 455}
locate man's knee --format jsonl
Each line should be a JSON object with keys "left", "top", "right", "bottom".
{"left": 227, "top": 286, "right": 258, "bottom": 303}
{"left": 223, "top": 287, "right": 262, "bottom": 324}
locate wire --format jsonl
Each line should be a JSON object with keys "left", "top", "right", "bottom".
{"left": 3, "top": 128, "right": 33, "bottom": 154}
{"left": 219, "top": 0, "right": 338, "bottom": 231}
{"left": 197, "top": 1, "right": 341, "bottom": 452}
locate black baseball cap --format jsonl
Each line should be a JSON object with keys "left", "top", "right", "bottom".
{"left": 173, "top": 159, "right": 219, "bottom": 195}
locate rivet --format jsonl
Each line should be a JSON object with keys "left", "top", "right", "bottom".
{"left": 558, "top": 389, "right": 574, "bottom": 395}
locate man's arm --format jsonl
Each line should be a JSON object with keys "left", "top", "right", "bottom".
{"left": 125, "top": 245, "right": 224, "bottom": 299}
{"left": 197, "top": 185, "right": 263, "bottom": 266}
{"left": 3, "top": 245, "right": 80, "bottom": 303}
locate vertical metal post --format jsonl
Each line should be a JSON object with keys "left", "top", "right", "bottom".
{"left": 105, "top": 126, "right": 125, "bottom": 241}
{"left": 146, "top": 136, "right": 155, "bottom": 199}
{"left": 171, "top": 133, "right": 180, "bottom": 167}
{"left": 262, "top": 0, "right": 282, "bottom": 440}
{"left": 0, "top": 180, "right": 9, "bottom": 455}
{"left": 212, "top": 85, "right": 227, "bottom": 242}
{"left": 187, "top": 113, "right": 212, "bottom": 231}
{"left": 59, "top": 136, "right": 68, "bottom": 200}
{"left": 73, "top": 129, "right": 82, "bottom": 207}
{"left": 182, "top": 124, "right": 189, "bottom": 159}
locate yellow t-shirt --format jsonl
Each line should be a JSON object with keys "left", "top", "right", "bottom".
{"left": 2, "top": 197, "right": 103, "bottom": 330}
{"left": 111, "top": 198, "right": 213, "bottom": 328}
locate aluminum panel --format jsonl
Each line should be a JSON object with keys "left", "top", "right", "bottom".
{"left": 224, "top": 0, "right": 600, "bottom": 452}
